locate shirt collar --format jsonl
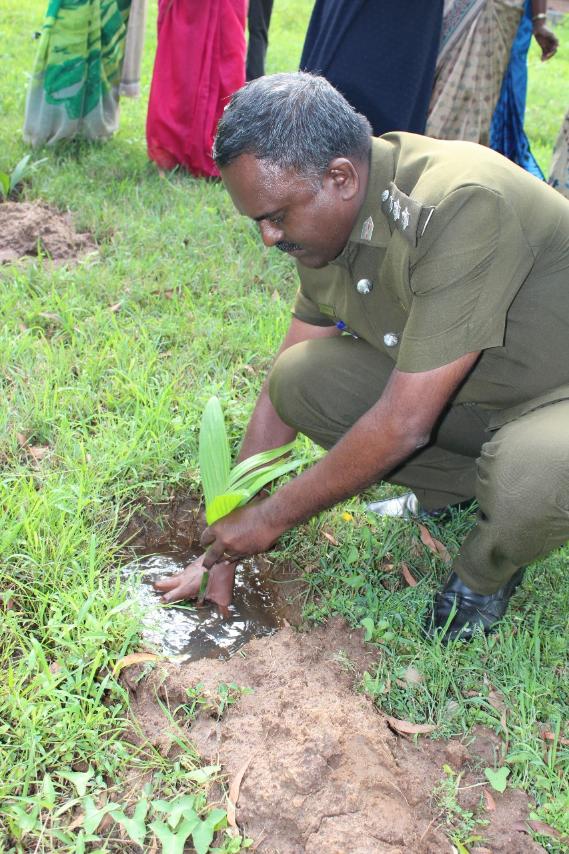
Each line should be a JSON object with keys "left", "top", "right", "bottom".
{"left": 349, "top": 137, "right": 394, "bottom": 249}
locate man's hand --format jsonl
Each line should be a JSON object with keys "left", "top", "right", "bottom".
{"left": 200, "top": 501, "right": 283, "bottom": 568}
{"left": 533, "top": 21, "right": 558, "bottom": 61}
{"left": 153, "top": 553, "right": 237, "bottom": 616}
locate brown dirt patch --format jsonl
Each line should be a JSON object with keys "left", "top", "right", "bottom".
{"left": 0, "top": 200, "right": 95, "bottom": 264}
{"left": 124, "top": 619, "right": 544, "bottom": 853}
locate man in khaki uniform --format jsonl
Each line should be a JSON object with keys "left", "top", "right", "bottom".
{"left": 156, "top": 73, "right": 569, "bottom": 640}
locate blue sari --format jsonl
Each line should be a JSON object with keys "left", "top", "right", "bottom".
{"left": 490, "top": 0, "right": 544, "bottom": 178}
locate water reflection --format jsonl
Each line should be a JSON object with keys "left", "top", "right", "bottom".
{"left": 122, "top": 553, "right": 281, "bottom": 662}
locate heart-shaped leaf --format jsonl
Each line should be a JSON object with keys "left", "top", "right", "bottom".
{"left": 484, "top": 766, "right": 510, "bottom": 793}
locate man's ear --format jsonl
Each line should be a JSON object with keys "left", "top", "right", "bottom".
{"left": 325, "top": 157, "right": 360, "bottom": 200}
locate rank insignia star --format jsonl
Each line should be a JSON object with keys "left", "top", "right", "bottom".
{"left": 401, "top": 206, "right": 410, "bottom": 230}
{"left": 392, "top": 198, "right": 401, "bottom": 221}
{"left": 360, "top": 215, "right": 374, "bottom": 241}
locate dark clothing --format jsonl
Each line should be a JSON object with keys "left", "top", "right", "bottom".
{"left": 246, "top": 0, "right": 274, "bottom": 80}
{"left": 300, "top": 0, "right": 444, "bottom": 136}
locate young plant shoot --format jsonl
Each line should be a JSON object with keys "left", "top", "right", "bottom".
{"left": 199, "top": 396, "right": 300, "bottom": 526}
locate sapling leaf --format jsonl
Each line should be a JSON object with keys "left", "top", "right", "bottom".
{"left": 231, "top": 458, "right": 301, "bottom": 498}
{"left": 206, "top": 492, "right": 247, "bottom": 525}
{"left": 199, "top": 396, "right": 299, "bottom": 526}
{"left": 9, "top": 154, "right": 31, "bottom": 191}
{"left": 227, "top": 441, "right": 297, "bottom": 487}
{"left": 199, "top": 397, "right": 231, "bottom": 507}
{"left": 0, "top": 172, "right": 9, "bottom": 198}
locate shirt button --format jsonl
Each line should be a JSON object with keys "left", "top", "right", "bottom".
{"left": 383, "top": 332, "right": 399, "bottom": 347}
{"left": 355, "top": 278, "right": 373, "bottom": 295}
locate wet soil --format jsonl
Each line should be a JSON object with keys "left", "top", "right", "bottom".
{"left": 120, "top": 499, "right": 544, "bottom": 852}
{"left": 0, "top": 201, "right": 95, "bottom": 263}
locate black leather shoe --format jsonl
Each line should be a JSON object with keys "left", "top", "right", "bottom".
{"left": 428, "top": 568, "right": 525, "bottom": 641}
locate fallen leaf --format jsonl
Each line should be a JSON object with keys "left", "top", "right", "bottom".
{"left": 541, "top": 729, "right": 569, "bottom": 746}
{"left": 401, "top": 666, "right": 423, "bottom": 685}
{"left": 512, "top": 820, "right": 563, "bottom": 839}
{"left": 271, "top": 289, "right": 280, "bottom": 301}
{"left": 109, "top": 302, "right": 122, "bottom": 313}
{"left": 113, "top": 652, "right": 160, "bottom": 674}
{"left": 16, "top": 433, "right": 28, "bottom": 447}
{"left": 385, "top": 715, "right": 436, "bottom": 735}
{"left": 483, "top": 788, "right": 496, "bottom": 811}
{"left": 321, "top": 529, "right": 339, "bottom": 547}
{"left": 28, "top": 445, "right": 49, "bottom": 461}
{"left": 382, "top": 562, "right": 395, "bottom": 573}
{"left": 39, "top": 311, "right": 62, "bottom": 323}
{"left": 400, "top": 562, "right": 418, "bottom": 587}
{"left": 418, "top": 524, "right": 451, "bottom": 563}
{"left": 68, "top": 812, "right": 85, "bottom": 831}
{"left": 227, "top": 754, "right": 256, "bottom": 830}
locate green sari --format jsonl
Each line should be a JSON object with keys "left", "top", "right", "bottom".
{"left": 24, "top": 0, "right": 131, "bottom": 145}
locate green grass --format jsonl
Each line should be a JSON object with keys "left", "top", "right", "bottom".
{"left": 1, "top": 1, "right": 568, "bottom": 851}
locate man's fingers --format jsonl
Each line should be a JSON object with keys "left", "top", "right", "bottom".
{"left": 160, "top": 587, "right": 185, "bottom": 604}
{"left": 202, "top": 542, "right": 227, "bottom": 570}
{"left": 200, "top": 526, "right": 215, "bottom": 547}
{"left": 153, "top": 576, "right": 178, "bottom": 591}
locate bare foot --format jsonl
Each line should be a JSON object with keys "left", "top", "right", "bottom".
{"left": 153, "top": 554, "right": 236, "bottom": 616}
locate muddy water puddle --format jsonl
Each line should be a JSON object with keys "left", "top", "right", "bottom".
{"left": 122, "top": 552, "right": 283, "bottom": 662}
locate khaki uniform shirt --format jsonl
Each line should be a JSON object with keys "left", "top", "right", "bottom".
{"left": 293, "top": 133, "right": 569, "bottom": 427}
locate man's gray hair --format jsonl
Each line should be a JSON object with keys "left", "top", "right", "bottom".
{"left": 213, "top": 72, "right": 372, "bottom": 179}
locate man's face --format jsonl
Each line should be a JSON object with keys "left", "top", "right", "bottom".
{"left": 220, "top": 154, "right": 363, "bottom": 269}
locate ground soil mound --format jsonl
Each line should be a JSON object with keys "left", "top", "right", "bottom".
{"left": 125, "top": 618, "right": 543, "bottom": 853}
{"left": 0, "top": 201, "right": 95, "bottom": 263}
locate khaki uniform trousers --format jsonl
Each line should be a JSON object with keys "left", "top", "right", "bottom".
{"left": 269, "top": 335, "right": 569, "bottom": 594}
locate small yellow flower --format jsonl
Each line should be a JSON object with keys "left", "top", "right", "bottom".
{"left": 342, "top": 512, "right": 353, "bottom": 522}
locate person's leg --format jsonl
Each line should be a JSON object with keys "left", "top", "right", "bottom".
{"left": 453, "top": 401, "right": 569, "bottom": 593}
{"left": 432, "top": 400, "right": 569, "bottom": 639}
{"left": 268, "top": 335, "right": 487, "bottom": 507}
{"left": 246, "top": 0, "right": 274, "bottom": 80}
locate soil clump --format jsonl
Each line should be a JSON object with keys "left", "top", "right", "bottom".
{"left": 124, "top": 618, "right": 544, "bottom": 853}
{"left": 0, "top": 201, "right": 95, "bottom": 263}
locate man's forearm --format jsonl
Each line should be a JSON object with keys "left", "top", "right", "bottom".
{"left": 262, "top": 402, "right": 420, "bottom": 532}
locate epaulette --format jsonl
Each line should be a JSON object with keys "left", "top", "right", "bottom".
{"left": 380, "top": 181, "right": 435, "bottom": 248}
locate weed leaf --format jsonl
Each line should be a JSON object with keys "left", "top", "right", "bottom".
{"left": 60, "top": 769, "right": 94, "bottom": 798}
{"left": 360, "top": 617, "right": 374, "bottom": 642}
{"left": 150, "top": 818, "right": 195, "bottom": 854}
{"left": 484, "top": 766, "right": 510, "bottom": 793}
{"left": 192, "top": 809, "right": 227, "bottom": 854}
{"left": 112, "top": 798, "right": 148, "bottom": 847}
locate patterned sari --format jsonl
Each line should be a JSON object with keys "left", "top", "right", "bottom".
{"left": 426, "top": 0, "right": 525, "bottom": 145}
{"left": 549, "top": 109, "right": 569, "bottom": 199}
{"left": 23, "top": 0, "right": 141, "bottom": 146}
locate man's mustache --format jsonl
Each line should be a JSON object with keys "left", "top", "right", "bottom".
{"left": 275, "top": 240, "right": 303, "bottom": 253}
